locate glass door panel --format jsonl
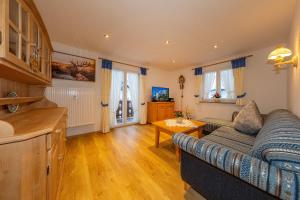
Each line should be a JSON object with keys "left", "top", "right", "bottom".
{"left": 9, "top": 26, "right": 19, "bottom": 56}
{"left": 110, "top": 69, "right": 139, "bottom": 127}
{"left": 9, "top": 0, "right": 19, "bottom": 27}
{"left": 21, "top": 38, "right": 27, "bottom": 62}
{"left": 110, "top": 70, "right": 125, "bottom": 127}
{"left": 21, "top": 8, "right": 28, "bottom": 37}
{"left": 126, "top": 72, "right": 139, "bottom": 123}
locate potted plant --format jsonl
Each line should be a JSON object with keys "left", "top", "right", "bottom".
{"left": 175, "top": 111, "right": 184, "bottom": 123}
{"left": 213, "top": 92, "right": 221, "bottom": 102}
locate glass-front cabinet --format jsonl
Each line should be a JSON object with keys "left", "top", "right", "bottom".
{"left": 0, "top": 0, "right": 52, "bottom": 85}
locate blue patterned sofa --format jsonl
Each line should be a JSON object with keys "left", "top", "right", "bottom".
{"left": 173, "top": 109, "right": 300, "bottom": 200}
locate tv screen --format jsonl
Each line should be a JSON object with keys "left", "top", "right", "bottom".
{"left": 152, "top": 87, "right": 169, "bottom": 101}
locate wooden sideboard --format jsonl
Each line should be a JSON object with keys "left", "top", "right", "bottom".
{"left": 147, "top": 102, "right": 175, "bottom": 123}
{"left": 0, "top": 1, "right": 64, "bottom": 199}
{"left": 0, "top": 108, "right": 67, "bottom": 200}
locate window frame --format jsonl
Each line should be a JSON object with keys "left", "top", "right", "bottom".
{"left": 202, "top": 66, "right": 236, "bottom": 102}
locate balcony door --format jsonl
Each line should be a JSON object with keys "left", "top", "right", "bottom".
{"left": 110, "top": 69, "right": 139, "bottom": 127}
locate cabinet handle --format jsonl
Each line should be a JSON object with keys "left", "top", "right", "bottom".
{"left": 46, "top": 166, "right": 50, "bottom": 175}
{"left": 55, "top": 129, "right": 62, "bottom": 133}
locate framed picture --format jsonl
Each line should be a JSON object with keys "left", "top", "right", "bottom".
{"left": 51, "top": 51, "right": 96, "bottom": 82}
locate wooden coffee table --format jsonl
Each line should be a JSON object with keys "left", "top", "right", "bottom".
{"left": 152, "top": 119, "right": 206, "bottom": 161}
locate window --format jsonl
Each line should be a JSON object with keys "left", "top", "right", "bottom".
{"left": 203, "top": 69, "right": 235, "bottom": 100}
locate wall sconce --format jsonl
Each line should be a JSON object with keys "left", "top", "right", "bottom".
{"left": 268, "top": 47, "right": 298, "bottom": 73}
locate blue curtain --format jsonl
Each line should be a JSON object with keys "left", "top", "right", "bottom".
{"left": 102, "top": 59, "right": 112, "bottom": 70}
{"left": 231, "top": 57, "right": 246, "bottom": 69}
{"left": 194, "top": 67, "right": 203, "bottom": 76}
{"left": 140, "top": 67, "right": 147, "bottom": 76}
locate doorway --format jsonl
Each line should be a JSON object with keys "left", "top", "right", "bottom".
{"left": 110, "top": 69, "right": 139, "bottom": 127}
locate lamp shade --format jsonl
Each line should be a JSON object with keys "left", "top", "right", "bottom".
{"left": 268, "top": 47, "right": 292, "bottom": 60}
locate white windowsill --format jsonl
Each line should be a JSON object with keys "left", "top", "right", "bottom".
{"left": 199, "top": 99, "right": 237, "bottom": 104}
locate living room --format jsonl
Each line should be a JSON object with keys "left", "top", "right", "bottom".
{"left": 0, "top": 0, "right": 299, "bottom": 199}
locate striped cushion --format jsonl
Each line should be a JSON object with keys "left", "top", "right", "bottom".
{"left": 203, "top": 126, "right": 255, "bottom": 153}
{"left": 173, "top": 133, "right": 300, "bottom": 200}
{"left": 251, "top": 109, "right": 300, "bottom": 173}
{"left": 201, "top": 118, "right": 233, "bottom": 133}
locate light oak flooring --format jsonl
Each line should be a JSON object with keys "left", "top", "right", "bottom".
{"left": 58, "top": 125, "right": 205, "bottom": 200}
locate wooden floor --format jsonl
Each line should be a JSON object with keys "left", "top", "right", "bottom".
{"left": 57, "top": 125, "right": 205, "bottom": 200}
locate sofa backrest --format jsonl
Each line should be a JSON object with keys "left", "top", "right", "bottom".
{"left": 250, "top": 109, "right": 300, "bottom": 174}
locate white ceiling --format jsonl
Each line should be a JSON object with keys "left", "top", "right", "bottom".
{"left": 35, "top": 0, "right": 296, "bottom": 69}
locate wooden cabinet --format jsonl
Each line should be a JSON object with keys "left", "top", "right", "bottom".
{"left": 0, "top": 0, "right": 52, "bottom": 85}
{"left": 147, "top": 102, "right": 175, "bottom": 123}
{"left": 0, "top": 109, "right": 66, "bottom": 200}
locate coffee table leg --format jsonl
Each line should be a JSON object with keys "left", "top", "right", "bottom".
{"left": 197, "top": 127, "right": 204, "bottom": 138}
{"left": 155, "top": 127, "right": 160, "bottom": 148}
{"left": 175, "top": 146, "right": 181, "bottom": 161}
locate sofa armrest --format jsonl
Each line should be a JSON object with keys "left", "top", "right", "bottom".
{"left": 173, "top": 133, "right": 299, "bottom": 200}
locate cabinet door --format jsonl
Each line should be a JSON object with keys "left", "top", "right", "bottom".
{"left": 166, "top": 104, "right": 175, "bottom": 119}
{"left": 47, "top": 119, "right": 66, "bottom": 200}
{"left": 0, "top": 135, "right": 47, "bottom": 200}
{"left": 7, "top": 0, "right": 29, "bottom": 65}
{"left": 49, "top": 145, "right": 59, "bottom": 200}
{"left": 30, "top": 20, "right": 43, "bottom": 73}
{"left": 47, "top": 132, "right": 59, "bottom": 200}
{"left": 43, "top": 40, "right": 51, "bottom": 81}
{"left": 157, "top": 103, "right": 174, "bottom": 120}
{"left": 157, "top": 104, "right": 168, "bottom": 120}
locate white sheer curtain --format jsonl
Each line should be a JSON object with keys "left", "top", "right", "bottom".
{"left": 110, "top": 70, "right": 124, "bottom": 126}
{"left": 100, "top": 60, "right": 112, "bottom": 133}
{"left": 127, "top": 72, "right": 139, "bottom": 123}
{"left": 203, "top": 72, "right": 216, "bottom": 99}
{"left": 220, "top": 69, "right": 235, "bottom": 99}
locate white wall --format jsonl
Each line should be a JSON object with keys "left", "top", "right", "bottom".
{"left": 288, "top": 0, "right": 300, "bottom": 117}
{"left": 48, "top": 42, "right": 171, "bottom": 136}
{"left": 170, "top": 45, "right": 288, "bottom": 120}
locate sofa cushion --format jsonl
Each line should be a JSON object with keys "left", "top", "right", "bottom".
{"left": 202, "top": 126, "right": 255, "bottom": 153}
{"left": 233, "top": 100, "right": 263, "bottom": 136}
{"left": 251, "top": 109, "right": 300, "bottom": 173}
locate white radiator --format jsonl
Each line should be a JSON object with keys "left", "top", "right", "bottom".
{"left": 45, "top": 87, "right": 96, "bottom": 127}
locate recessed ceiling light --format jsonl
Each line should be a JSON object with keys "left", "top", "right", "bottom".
{"left": 165, "top": 40, "right": 170, "bottom": 45}
{"left": 214, "top": 44, "right": 218, "bottom": 49}
{"left": 104, "top": 34, "right": 110, "bottom": 39}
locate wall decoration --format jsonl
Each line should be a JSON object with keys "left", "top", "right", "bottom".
{"left": 178, "top": 75, "right": 185, "bottom": 111}
{"left": 51, "top": 51, "right": 96, "bottom": 82}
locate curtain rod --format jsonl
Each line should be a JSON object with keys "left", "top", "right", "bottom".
{"left": 53, "top": 50, "right": 96, "bottom": 61}
{"left": 192, "top": 54, "right": 253, "bottom": 70}
{"left": 98, "top": 57, "right": 149, "bottom": 70}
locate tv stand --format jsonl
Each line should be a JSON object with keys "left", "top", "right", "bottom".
{"left": 147, "top": 102, "right": 175, "bottom": 123}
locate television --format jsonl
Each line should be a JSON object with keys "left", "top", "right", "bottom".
{"left": 152, "top": 87, "right": 169, "bottom": 101}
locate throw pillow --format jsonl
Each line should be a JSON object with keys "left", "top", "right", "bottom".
{"left": 233, "top": 100, "right": 263, "bottom": 135}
